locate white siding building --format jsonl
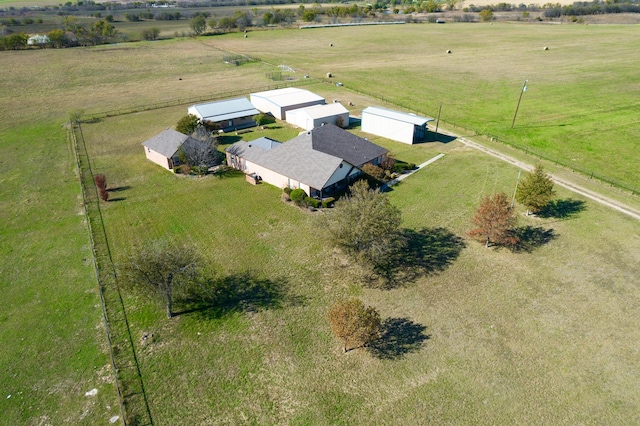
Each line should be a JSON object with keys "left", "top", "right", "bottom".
{"left": 250, "top": 88, "right": 325, "bottom": 120}
{"left": 285, "top": 103, "right": 350, "bottom": 131}
{"left": 361, "top": 106, "right": 434, "bottom": 144}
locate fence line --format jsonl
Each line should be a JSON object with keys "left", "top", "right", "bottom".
{"left": 83, "top": 78, "right": 318, "bottom": 121}
{"left": 70, "top": 123, "right": 153, "bottom": 426}
{"left": 324, "top": 80, "right": 638, "bottom": 196}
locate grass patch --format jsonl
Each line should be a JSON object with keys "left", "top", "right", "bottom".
{"left": 0, "top": 123, "right": 119, "bottom": 424}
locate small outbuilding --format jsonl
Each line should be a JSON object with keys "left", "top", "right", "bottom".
{"left": 141, "top": 128, "right": 195, "bottom": 171}
{"left": 285, "top": 103, "right": 350, "bottom": 131}
{"left": 361, "top": 106, "right": 434, "bottom": 144}
{"left": 250, "top": 88, "right": 325, "bottom": 120}
{"left": 187, "top": 97, "right": 260, "bottom": 132}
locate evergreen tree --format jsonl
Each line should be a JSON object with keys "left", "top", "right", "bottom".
{"left": 516, "top": 164, "right": 556, "bottom": 215}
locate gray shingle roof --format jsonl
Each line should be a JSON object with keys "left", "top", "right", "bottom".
{"left": 141, "top": 129, "right": 191, "bottom": 158}
{"left": 308, "top": 124, "right": 388, "bottom": 167}
{"left": 226, "top": 125, "right": 387, "bottom": 190}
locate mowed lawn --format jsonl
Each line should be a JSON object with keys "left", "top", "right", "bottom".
{"left": 77, "top": 107, "right": 640, "bottom": 424}
{"left": 1, "top": 26, "right": 639, "bottom": 424}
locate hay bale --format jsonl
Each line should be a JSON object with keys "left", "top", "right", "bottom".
{"left": 244, "top": 34, "right": 248, "bottom": 38}
{"left": 330, "top": 43, "right": 333, "bottom": 47}
{"left": 544, "top": 46, "right": 549, "bottom": 50}
{"left": 446, "top": 49, "right": 452, "bottom": 54}
{"left": 326, "top": 72, "right": 332, "bottom": 78}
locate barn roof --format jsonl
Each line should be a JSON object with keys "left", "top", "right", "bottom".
{"left": 362, "top": 106, "right": 434, "bottom": 126}
{"left": 189, "top": 97, "right": 259, "bottom": 122}
{"left": 250, "top": 88, "right": 325, "bottom": 108}
{"left": 141, "top": 129, "right": 192, "bottom": 158}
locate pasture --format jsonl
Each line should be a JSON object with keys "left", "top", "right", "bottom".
{"left": 1, "top": 23, "right": 639, "bottom": 424}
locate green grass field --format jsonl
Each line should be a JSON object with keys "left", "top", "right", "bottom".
{"left": 1, "top": 24, "right": 639, "bottom": 424}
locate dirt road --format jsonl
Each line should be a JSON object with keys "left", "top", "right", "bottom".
{"left": 440, "top": 130, "right": 640, "bottom": 221}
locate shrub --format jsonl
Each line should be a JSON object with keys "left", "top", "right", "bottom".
{"left": 253, "top": 113, "right": 274, "bottom": 126}
{"left": 283, "top": 187, "right": 293, "bottom": 195}
{"left": 321, "top": 197, "right": 336, "bottom": 208}
{"left": 94, "top": 173, "right": 107, "bottom": 190}
{"left": 305, "top": 197, "right": 320, "bottom": 208}
{"left": 290, "top": 188, "right": 306, "bottom": 203}
{"left": 99, "top": 187, "right": 109, "bottom": 202}
{"left": 362, "top": 163, "right": 385, "bottom": 181}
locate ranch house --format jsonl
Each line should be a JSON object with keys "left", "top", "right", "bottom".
{"left": 187, "top": 97, "right": 260, "bottom": 132}
{"left": 361, "top": 106, "right": 434, "bottom": 144}
{"left": 226, "top": 124, "right": 388, "bottom": 197}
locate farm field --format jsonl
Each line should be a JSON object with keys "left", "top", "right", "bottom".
{"left": 1, "top": 23, "right": 639, "bottom": 424}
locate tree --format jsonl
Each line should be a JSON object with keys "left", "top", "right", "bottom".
{"left": 468, "top": 192, "right": 518, "bottom": 248}
{"left": 122, "top": 240, "right": 201, "bottom": 318}
{"left": 175, "top": 114, "right": 199, "bottom": 135}
{"left": 179, "top": 126, "right": 221, "bottom": 175}
{"left": 328, "top": 298, "right": 381, "bottom": 353}
{"left": 190, "top": 15, "right": 207, "bottom": 35}
{"left": 325, "top": 180, "right": 404, "bottom": 269}
{"left": 516, "top": 164, "right": 556, "bottom": 215}
{"left": 141, "top": 27, "right": 161, "bottom": 41}
{"left": 479, "top": 8, "right": 494, "bottom": 21}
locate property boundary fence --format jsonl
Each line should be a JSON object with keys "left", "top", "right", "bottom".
{"left": 82, "top": 78, "right": 318, "bottom": 121}
{"left": 70, "top": 124, "right": 153, "bottom": 426}
{"left": 326, "top": 79, "right": 639, "bottom": 196}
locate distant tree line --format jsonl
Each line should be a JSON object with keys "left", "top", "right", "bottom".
{"left": 543, "top": 1, "right": 640, "bottom": 17}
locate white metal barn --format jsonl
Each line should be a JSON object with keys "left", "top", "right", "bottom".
{"left": 250, "top": 88, "right": 325, "bottom": 120}
{"left": 285, "top": 103, "right": 350, "bottom": 131}
{"left": 187, "top": 97, "right": 259, "bottom": 131}
{"left": 361, "top": 106, "right": 434, "bottom": 144}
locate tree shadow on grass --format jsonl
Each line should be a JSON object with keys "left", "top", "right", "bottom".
{"left": 507, "top": 226, "right": 557, "bottom": 253}
{"left": 368, "top": 317, "right": 430, "bottom": 360}
{"left": 537, "top": 198, "right": 586, "bottom": 219}
{"left": 175, "top": 272, "right": 304, "bottom": 319}
{"left": 108, "top": 186, "right": 131, "bottom": 192}
{"left": 370, "top": 227, "right": 466, "bottom": 289}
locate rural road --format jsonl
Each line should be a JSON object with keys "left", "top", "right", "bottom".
{"left": 438, "top": 129, "right": 640, "bottom": 221}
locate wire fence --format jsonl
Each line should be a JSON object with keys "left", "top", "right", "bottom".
{"left": 82, "top": 78, "right": 319, "bottom": 121}
{"left": 326, "top": 79, "right": 638, "bottom": 196}
{"left": 70, "top": 123, "right": 153, "bottom": 426}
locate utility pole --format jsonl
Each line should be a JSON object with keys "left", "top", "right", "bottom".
{"left": 511, "top": 79, "right": 528, "bottom": 129}
{"left": 434, "top": 102, "right": 442, "bottom": 141}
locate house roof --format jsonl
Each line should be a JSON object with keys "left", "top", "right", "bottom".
{"left": 250, "top": 88, "right": 325, "bottom": 108}
{"left": 288, "top": 102, "right": 349, "bottom": 120}
{"left": 226, "top": 125, "right": 387, "bottom": 190}
{"left": 189, "top": 97, "right": 260, "bottom": 122}
{"left": 307, "top": 123, "right": 388, "bottom": 167}
{"left": 141, "top": 128, "right": 192, "bottom": 158}
{"left": 362, "top": 106, "right": 434, "bottom": 126}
